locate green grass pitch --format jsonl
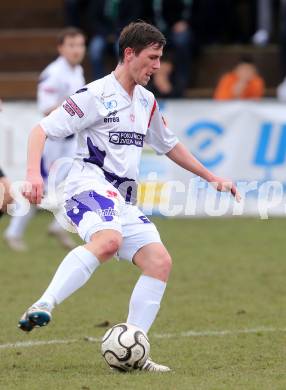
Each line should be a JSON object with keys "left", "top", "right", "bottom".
{"left": 1, "top": 212, "right": 286, "bottom": 389}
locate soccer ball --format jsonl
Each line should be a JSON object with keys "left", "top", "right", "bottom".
{"left": 101, "top": 323, "right": 150, "bottom": 372}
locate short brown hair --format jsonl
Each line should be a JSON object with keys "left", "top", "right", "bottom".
{"left": 118, "top": 21, "right": 166, "bottom": 62}
{"left": 57, "top": 27, "right": 85, "bottom": 45}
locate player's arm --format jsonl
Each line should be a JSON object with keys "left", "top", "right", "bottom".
{"left": 23, "top": 125, "right": 47, "bottom": 205}
{"left": 166, "top": 142, "right": 241, "bottom": 201}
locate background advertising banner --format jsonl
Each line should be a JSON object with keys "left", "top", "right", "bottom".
{"left": 1, "top": 100, "right": 286, "bottom": 217}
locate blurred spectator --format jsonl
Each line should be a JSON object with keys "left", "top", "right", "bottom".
{"left": 192, "top": 0, "right": 256, "bottom": 45}
{"left": 214, "top": 56, "right": 265, "bottom": 100}
{"left": 4, "top": 28, "right": 86, "bottom": 251}
{"left": 85, "top": 0, "right": 118, "bottom": 80}
{"left": 252, "top": 0, "right": 286, "bottom": 74}
{"left": 154, "top": 0, "right": 194, "bottom": 97}
{"left": 280, "top": 0, "right": 286, "bottom": 72}
{"left": 64, "top": 0, "right": 81, "bottom": 27}
{"left": 277, "top": 74, "right": 286, "bottom": 100}
{"left": 86, "top": 0, "right": 153, "bottom": 80}
{"left": 149, "top": 57, "right": 175, "bottom": 98}
{"left": 252, "top": 0, "right": 272, "bottom": 45}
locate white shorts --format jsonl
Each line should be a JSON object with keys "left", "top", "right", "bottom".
{"left": 64, "top": 167, "right": 161, "bottom": 262}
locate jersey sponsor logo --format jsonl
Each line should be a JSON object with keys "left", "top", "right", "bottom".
{"left": 76, "top": 87, "right": 88, "bottom": 93}
{"left": 109, "top": 131, "right": 144, "bottom": 147}
{"left": 104, "top": 110, "right": 120, "bottom": 123}
{"left": 103, "top": 100, "right": 117, "bottom": 110}
{"left": 63, "top": 102, "right": 75, "bottom": 116}
{"left": 104, "top": 117, "right": 119, "bottom": 123}
{"left": 66, "top": 97, "right": 84, "bottom": 118}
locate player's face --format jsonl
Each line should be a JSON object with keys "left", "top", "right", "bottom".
{"left": 129, "top": 44, "right": 162, "bottom": 86}
{"left": 58, "top": 35, "right": 86, "bottom": 66}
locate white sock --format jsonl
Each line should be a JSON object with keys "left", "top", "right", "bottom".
{"left": 127, "top": 275, "right": 167, "bottom": 334}
{"left": 5, "top": 205, "right": 36, "bottom": 238}
{"left": 35, "top": 246, "right": 100, "bottom": 308}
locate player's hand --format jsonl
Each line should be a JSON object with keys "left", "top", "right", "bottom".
{"left": 22, "top": 173, "right": 44, "bottom": 204}
{"left": 210, "top": 175, "right": 241, "bottom": 202}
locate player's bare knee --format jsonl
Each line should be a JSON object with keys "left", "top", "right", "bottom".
{"left": 99, "top": 237, "right": 121, "bottom": 260}
{"left": 87, "top": 232, "right": 122, "bottom": 262}
{"left": 145, "top": 252, "right": 172, "bottom": 281}
{"left": 157, "top": 252, "right": 172, "bottom": 279}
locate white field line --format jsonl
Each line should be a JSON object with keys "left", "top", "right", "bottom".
{"left": 1, "top": 327, "right": 286, "bottom": 351}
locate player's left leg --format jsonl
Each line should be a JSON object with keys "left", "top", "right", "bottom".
{"left": 130, "top": 243, "right": 172, "bottom": 372}
{"left": 118, "top": 207, "right": 172, "bottom": 371}
{"left": 128, "top": 242, "right": 172, "bottom": 333}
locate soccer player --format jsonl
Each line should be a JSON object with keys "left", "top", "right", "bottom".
{"left": 18, "top": 22, "right": 240, "bottom": 371}
{"left": 4, "top": 27, "right": 86, "bottom": 251}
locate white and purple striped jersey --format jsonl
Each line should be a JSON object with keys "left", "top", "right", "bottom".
{"left": 40, "top": 72, "right": 178, "bottom": 202}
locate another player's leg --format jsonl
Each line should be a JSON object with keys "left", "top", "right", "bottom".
{"left": 18, "top": 229, "right": 122, "bottom": 332}
{"left": 48, "top": 217, "right": 77, "bottom": 250}
{"left": 4, "top": 206, "right": 36, "bottom": 251}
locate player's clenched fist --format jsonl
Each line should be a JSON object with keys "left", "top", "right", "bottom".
{"left": 22, "top": 174, "right": 44, "bottom": 204}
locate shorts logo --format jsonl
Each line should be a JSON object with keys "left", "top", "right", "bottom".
{"left": 63, "top": 97, "right": 84, "bottom": 118}
{"left": 106, "top": 190, "right": 118, "bottom": 198}
{"left": 97, "top": 207, "right": 118, "bottom": 218}
{"left": 139, "top": 215, "right": 151, "bottom": 224}
{"left": 130, "top": 114, "right": 135, "bottom": 122}
{"left": 103, "top": 100, "right": 117, "bottom": 110}
{"left": 109, "top": 131, "right": 144, "bottom": 147}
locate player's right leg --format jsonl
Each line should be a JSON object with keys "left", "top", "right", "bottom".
{"left": 18, "top": 184, "right": 123, "bottom": 332}
{"left": 18, "top": 229, "right": 122, "bottom": 332}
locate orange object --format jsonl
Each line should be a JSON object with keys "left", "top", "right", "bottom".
{"left": 214, "top": 72, "right": 265, "bottom": 100}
